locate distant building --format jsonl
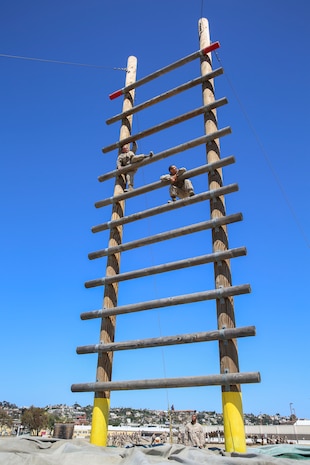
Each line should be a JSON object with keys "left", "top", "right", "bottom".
{"left": 295, "top": 419, "right": 310, "bottom": 426}
{"left": 73, "top": 422, "right": 310, "bottom": 444}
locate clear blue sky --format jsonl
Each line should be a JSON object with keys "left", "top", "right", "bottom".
{"left": 1, "top": 0, "right": 309, "bottom": 420}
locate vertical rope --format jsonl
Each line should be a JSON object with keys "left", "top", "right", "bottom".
{"left": 133, "top": 113, "right": 171, "bottom": 413}
{"left": 214, "top": 51, "right": 310, "bottom": 249}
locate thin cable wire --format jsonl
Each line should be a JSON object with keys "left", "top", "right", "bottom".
{"left": 134, "top": 113, "right": 171, "bottom": 413}
{"left": 214, "top": 51, "right": 310, "bottom": 249}
{"left": 126, "top": 113, "right": 171, "bottom": 411}
{"left": 200, "top": 0, "right": 204, "bottom": 19}
{"left": 0, "top": 53, "right": 127, "bottom": 71}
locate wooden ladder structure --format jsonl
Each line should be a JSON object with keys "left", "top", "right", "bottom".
{"left": 71, "top": 17, "right": 260, "bottom": 452}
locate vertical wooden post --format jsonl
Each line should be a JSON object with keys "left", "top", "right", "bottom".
{"left": 90, "top": 56, "right": 137, "bottom": 446}
{"left": 198, "top": 18, "right": 246, "bottom": 453}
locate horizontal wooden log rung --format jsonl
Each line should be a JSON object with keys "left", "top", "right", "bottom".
{"left": 71, "top": 371, "right": 261, "bottom": 393}
{"left": 96, "top": 154, "right": 234, "bottom": 208}
{"left": 108, "top": 42, "right": 220, "bottom": 99}
{"left": 80, "top": 283, "right": 251, "bottom": 320}
{"left": 92, "top": 184, "right": 238, "bottom": 233}
{"left": 106, "top": 68, "right": 224, "bottom": 125}
{"left": 98, "top": 129, "right": 232, "bottom": 183}
{"left": 102, "top": 98, "right": 228, "bottom": 154}
{"left": 76, "top": 325, "right": 256, "bottom": 354}
{"left": 96, "top": 161, "right": 232, "bottom": 209}
{"left": 88, "top": 213, "right": 242, "bottom": 260}
{"left": 85, "top": 246, "right": 246, "bottom": 288}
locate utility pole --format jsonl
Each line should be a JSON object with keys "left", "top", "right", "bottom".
{"left": 90, "top": 56, "right": 137, "bottom": 446}
{"left": 198, "top": 17, "right": 246, "bottom": 453}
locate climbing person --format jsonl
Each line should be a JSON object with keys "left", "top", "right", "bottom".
{"left": 117, "top": 142, "right": 153, "bottom": 191}
{"left": 184, "top": 413, "right": 205, "bottom": 448}
{"left": 160, "top": 165, "right": 195, "bottom": 202}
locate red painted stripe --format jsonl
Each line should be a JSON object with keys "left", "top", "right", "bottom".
{"left": 109, "top": 89, "right": 123, "bottom": 100}
{"left": 202, "top": 41, "right": 220, "bottom": 55}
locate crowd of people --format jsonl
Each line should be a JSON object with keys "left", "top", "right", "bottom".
{"left": 107, "top": 414, "right": 206, "bottom": 448}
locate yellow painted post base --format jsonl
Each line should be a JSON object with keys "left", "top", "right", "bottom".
{"left": 222, "top": 391, "right": 246, "bottom": 453}
{"left": 90, "top": 397, "right": 110, "bottom": 446}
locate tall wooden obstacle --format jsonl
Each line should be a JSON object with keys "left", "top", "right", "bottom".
{"left": 71, "top": 18, "right": 260, "bottom": 452}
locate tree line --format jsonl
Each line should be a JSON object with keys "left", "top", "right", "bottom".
{"left": 0, "top": 406, "right": 67, "bottom": 435}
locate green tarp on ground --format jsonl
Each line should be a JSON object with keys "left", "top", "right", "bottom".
{"left": 0, "top": 437, "right": 309, "bottom": 465}
{"left": 238, "top": 445, "right": 310, "bottom": 460}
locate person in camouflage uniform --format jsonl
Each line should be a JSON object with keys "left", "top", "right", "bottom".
{"left": 185, "top": 413, "right": 205, "bottom": 448}
{"left": 160, "top": 165, "right": 195, "bottom": 202}
{"left": 117, "top": 142, "right": 153, "bottom": 191}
